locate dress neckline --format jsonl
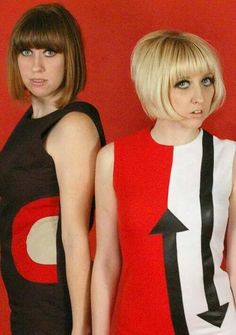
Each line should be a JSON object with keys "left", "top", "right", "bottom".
{"left": 146, "top": 127, "right": 203, "bottom": 148}
{"left": 25, "top": 106, "right": 61, "bottom": 121}
{"left": 25, "top": 101, "right": 80, "bottom": 121}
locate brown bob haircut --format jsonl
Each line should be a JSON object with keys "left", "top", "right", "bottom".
{"left": 8, "top": 3, "right": 86, "bottom": 108}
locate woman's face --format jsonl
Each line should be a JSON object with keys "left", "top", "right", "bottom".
{"left": 17, "top": 48, "right": 65, "bottom": 103}
{"left": 169, "top": 72, "right": 215, "bottom": 128}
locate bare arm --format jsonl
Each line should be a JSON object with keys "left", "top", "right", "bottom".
{"left": 46, "top": 112, "right": 100, "bottom": 335}
{"left": 91, "top": 143, "right": 121, "bottom": 335}
{"left": 227, "top": 154, "right": 236, "bottom": 304}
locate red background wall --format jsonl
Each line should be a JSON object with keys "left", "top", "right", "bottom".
{"left": 0, "top": 1, "right": 235, "bottom": 333}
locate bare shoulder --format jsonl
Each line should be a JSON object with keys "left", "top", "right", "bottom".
{"left": 96, "top": 143, "right": 114, "bottom": 168}
{"left": 52, "top": 111, "right": 99, "bottom": 138}
{"left": 46, "top": 111, "right": 100, "bottom": 157}
{"left": 47, "top": 111, "right": 100, "bottom": 151}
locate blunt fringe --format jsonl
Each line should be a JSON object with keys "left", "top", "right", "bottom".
{"left": 131, "top": 30, "right": 225, "bottom": 120}
{"left": 8, "top": 3, "right": 86, "bottom": 108}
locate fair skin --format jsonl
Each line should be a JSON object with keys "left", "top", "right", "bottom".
{"left": 227, "top": 156, "right": 236, "bottom": 306}
{"left": 18, "top": 48, "right": 99, "bottom": 335}
{"left": 151, "top": 72, "right": 215, "bottom": 145}
{"left": 18, "top": 48, "right": 65, "bottom": 116}
{"left": 91, "top": 71, "right": 236, "bottom": 334}
{"left": 91, "top": 142, "right": 121, "bottom": 334}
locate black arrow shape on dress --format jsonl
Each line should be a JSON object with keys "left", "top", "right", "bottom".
{"left": 197, "top": 131, "right": 229, "bottom": 327}
{"left": 150, "top": 208, "right": 189, "bottom": 335}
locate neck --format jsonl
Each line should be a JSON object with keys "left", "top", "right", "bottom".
{"left": 31, "top": 97, "right": 58, "bottom": 119}
{"left": 151, "top": 119, "right": 200, "bottom": 146}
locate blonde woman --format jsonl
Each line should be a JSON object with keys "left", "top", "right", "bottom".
{"left": 92, "top": 31, "right": 236, "bottom": 334}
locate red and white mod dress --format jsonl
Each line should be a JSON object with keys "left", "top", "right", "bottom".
{"left": 112, "top": 128, "right": 236, "bottom": 335}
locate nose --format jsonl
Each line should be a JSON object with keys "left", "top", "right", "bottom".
{"left": 32, "top": 52, "right": 44, "bottom": 72}
{"left": 191, "top": 85, "right": 204, "bottom": 104}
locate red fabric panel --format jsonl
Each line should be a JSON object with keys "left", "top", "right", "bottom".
{"left": 112, "top": 129, "right": 174, "bottom": 334}
{"left": 12, "top": 197, "right": 59, "bottom": 283}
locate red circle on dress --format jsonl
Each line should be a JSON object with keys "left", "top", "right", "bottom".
{"left": 12, "top": 196, "right": 60, "bottom": 283}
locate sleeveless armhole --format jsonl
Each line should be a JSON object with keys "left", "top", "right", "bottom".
{"left": 37, "top": 101, "right": 105, "bottom": 230}
{"left": 40, "top": 101, "right": 106, "bottom": 147}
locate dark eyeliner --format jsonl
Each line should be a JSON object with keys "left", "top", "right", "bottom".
{"left": 202, "top": 76, "right": 215, "bottom": 86}
{"left": 174, "top": 79, "right": 189, "bottom": 88}
{"left": 208, "top": 76, "right": 215, "bottom": 83}
{"left": 203, "top": 76, "right": 215, "bottom": 83}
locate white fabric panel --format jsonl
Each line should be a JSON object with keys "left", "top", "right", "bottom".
{"left": 27, "top": 216, "right": 58, "bottom": 265}
{"left": 168, "top": 130, "right": 236, "bottom": 334}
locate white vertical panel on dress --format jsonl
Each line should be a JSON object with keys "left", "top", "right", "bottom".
{"left": 167, "top": 130, "right": 236, "bottom": 334}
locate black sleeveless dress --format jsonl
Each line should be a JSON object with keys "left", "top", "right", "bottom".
{"left": 0, "top": 101, "right": 105, "bottom": 334}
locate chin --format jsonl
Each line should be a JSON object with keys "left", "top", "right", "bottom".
{"left": 181, "top": 119, "right": 205, "bottom": 129}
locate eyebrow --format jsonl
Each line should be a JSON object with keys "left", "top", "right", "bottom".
{"left": 176, "top": 73, "right": 214, "bottom": 81}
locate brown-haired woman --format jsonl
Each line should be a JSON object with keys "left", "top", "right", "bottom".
{"left": 0, "top": 3, "right": 105, "bottom": 334}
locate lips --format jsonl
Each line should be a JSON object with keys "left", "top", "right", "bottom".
{"left": 192, "top": 110, "right": 202, "bottom": 114}
{"left": 30, "top": 79, "right": 47, "bottom": 86}
{"left": 189, "top": 110, "right": 204, "bottom": 119}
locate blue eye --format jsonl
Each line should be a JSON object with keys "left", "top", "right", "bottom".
{"left": 202, "top": 76, "right": 214, "bottom": 86}
{"left": 175, "top": 80, "right": 190, "bottom": 89}
{"left": 44, "top": 49, "right": 56, "bottom": 57}
{"left": 21, "top": 49, "right": 32, "bottom": 56}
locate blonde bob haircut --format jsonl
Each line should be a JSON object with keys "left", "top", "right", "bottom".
{"left": 131, "top": 30, "right": 225, "bottom": 120}
{"left": 8, "top": 3, "right": 86, "bottom": 108}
